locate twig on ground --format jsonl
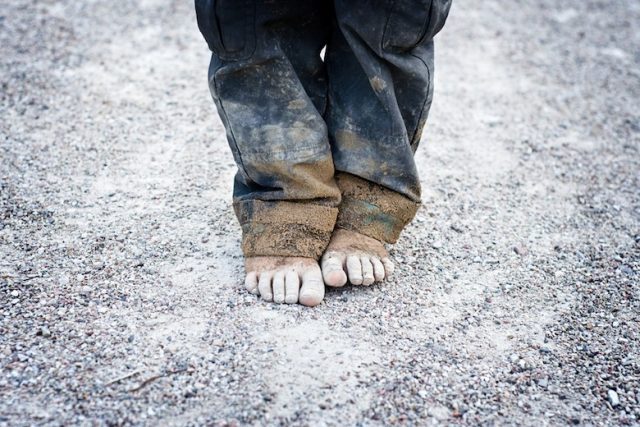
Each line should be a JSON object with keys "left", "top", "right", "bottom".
{"left": 105, "top": 370, "right": 141, "bottom": 386}
{"left": 128, "top": 368, "right": 188, "bottom": 393}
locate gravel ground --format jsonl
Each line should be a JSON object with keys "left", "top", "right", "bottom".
{"left": 1, "top": 1, "right": 639, "bottom": 425}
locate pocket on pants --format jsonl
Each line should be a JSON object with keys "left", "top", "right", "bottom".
{"left": 382, "top": 0, "right": 451, "bottom": 51}
{"left": 195, "top": 0, "right": 256, "bottom": 60}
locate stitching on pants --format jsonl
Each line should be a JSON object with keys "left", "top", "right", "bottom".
{"left": 408, "top": 50, "right": 432, "bottom": 147}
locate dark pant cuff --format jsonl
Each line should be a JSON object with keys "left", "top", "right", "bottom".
{"left": 334, "top": 173, "right": 420, "bottom": 244}
{"left": 234, "top": 200, "right": 338, "bottom": 259}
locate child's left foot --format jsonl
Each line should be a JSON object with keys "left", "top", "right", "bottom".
{"left": 321, "top": 229, "right": 394, "bottom": 287}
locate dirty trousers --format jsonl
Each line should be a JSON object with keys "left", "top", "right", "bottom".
{"left": 196, "top": 0, "right": 451, "bottom": 258}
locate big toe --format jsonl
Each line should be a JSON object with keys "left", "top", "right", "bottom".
{"left": 321, "top": 253, "right": 347, "bottom": 287}
{"left": 299, "top": 267, "right": 325, "bottom": 307}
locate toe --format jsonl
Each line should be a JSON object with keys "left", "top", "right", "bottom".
{"left": 284, "top": 270, "right": 300, "bottom": 304}
{"left": 372, "top": 257, "right": 385, "bottom": 282}
{"left": 272, "top": 271, "right": 285, "bottom": 303}
{"left": 361, "top": 257, "right": 375, "bottom": 286}
{"left": 346, "top": 255, "right": 363, "bottom": 285}
{"left": 321, "top": 252, "right": 347, "bottom": 287}
{"left": 299, "top": 266, "right": 324, "bottom": 307}
{"left": 258, "top": 272, "right": 273, "bottom": 302}
{"left": 244, "top": 271, "right": 259, "bottom": 294}
{"left": 382, "top": 257, "right": 395, "bottom": 278}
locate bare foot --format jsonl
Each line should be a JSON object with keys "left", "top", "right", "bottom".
{"left": 244, "top": 257, "right": 324, "bottom": 306}
{"left": 321, "top": 229, "right": 394, "bottom": 287}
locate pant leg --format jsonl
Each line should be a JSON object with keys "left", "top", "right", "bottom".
{"left": 195, "top": 0, "right": 341, "bottom": 259}
{"left": 326, "top": 0, "right": 451, "bottom": 243}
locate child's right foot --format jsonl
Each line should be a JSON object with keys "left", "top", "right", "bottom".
{"left": 244, "top": 257, "right": 325, "bottom": 307}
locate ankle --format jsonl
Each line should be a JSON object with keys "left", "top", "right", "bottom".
{"left": 327, "top": 228, "right": 388, "bottom": 258}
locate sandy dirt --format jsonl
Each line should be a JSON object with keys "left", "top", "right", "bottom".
{"left": 1, "top": 1, "right": 639, "bottom": 425}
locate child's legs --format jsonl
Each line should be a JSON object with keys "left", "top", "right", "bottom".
{"left": 326, "top": 0, "right": 452, "bottom": 244}
{"left": 196, "top": 0, "right": 340, "bottom": 259}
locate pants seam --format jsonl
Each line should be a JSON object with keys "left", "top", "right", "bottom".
{"left": 211, "top": 65, "right": 261, "bottom": 186}
{"left": 408, "top": 50, "right": 432, "bottom": 147}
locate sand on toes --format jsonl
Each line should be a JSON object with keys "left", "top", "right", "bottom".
{"left": 244, "top": 257, "right": 325, "bottom": 307}
{"left": 321, "top": 228, "right": 395, "bottom": 287}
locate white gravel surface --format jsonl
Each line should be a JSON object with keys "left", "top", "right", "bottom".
{"left": 1, "top": 1, "right": 639, "bottom": 425}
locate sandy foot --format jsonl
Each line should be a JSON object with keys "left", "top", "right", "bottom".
{"left": 244, "top": 257, "right": 325, "bottom": 306}
{"left": 321, "top": 228, "right": 395, "bottom": 287}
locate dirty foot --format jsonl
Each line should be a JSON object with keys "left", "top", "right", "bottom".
{"left": 244, "top": 257, "right": 325, "bottom": 306}
{"left": 321, "top": 229, "right": 394, "bottom": 287}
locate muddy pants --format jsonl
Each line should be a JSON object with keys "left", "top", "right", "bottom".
{"left": 195, "top": 0, "right": 451, "bottom": 258}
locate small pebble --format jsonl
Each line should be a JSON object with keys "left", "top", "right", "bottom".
{"left": 513, "top": 244, "right": 528, "bottom": 256}
{"left": 608, "top": 390, "right": 620, "bottom": 406}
